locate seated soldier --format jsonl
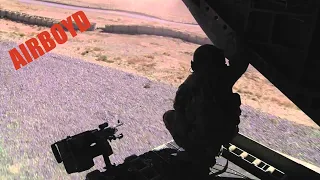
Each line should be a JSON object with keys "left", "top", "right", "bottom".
{"left": 163, "top": 44, "right": 249, "bottom": 170}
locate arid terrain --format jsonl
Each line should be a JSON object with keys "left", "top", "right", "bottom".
{"left": 0, "top": 0, "right": 317, "bottom": 128}
{"left": 31, "top": 0, "right": 197, "bottom": 24}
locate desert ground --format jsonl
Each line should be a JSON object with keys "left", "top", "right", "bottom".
{"left": 30, "top": 0, "right": 198, "bottom": 24}
{"left": 0, "top": 0, "right": 317, "bottom": 129}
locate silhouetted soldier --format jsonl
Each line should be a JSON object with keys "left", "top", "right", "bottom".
{"left": 163, "top": 44, "right": 249, "bottom": 170}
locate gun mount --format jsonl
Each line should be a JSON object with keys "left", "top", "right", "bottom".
{"left": 51, "top": 123, "right": 257, "bottom": 179}
{"left": 51, "top": 121, "right": 123, "bottom": 174}
{"left": 51, "top": 124, "right": 320, "bottom": 179}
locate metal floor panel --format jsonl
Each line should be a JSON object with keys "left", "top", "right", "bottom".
{"left": 152, "top": 140, "right": 259, "bottom": 179}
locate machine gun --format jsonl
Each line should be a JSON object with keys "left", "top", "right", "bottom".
{"left": 51, "top": 121, "right": 123, "bottom": 174}
{"left": 51, "top": 122, "right": 247, "bottom": 180}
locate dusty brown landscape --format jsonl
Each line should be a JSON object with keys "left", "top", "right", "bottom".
{"left": 38, "top": 0, "right": 197, "bottom": 24}
{"left": 0, "top": 0, "right": 318, "bottom": 128}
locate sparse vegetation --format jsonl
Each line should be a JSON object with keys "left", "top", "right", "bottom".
{"left": 183, "top": 51, "right": 193, "bottom": 55}
{"left": 0, "top": 143, "right": 10, "bottom": 178}
{"left": 81, "top": 47, "right": 103, "bottom": 56}
{"left": 0, "top": 144, "right": 5, "bottom": 160}
{"left": 97, "top": 54, "right": 114, "bottom": 63}
{"left": 150, "top": 42, "right": 160, "bottom": 46}
{"left": 177, "top": 75, "right": 184, "bottom": 80}
{"left": 163, "top": 52, "right": 170, "bottom": 56}
{"left": 10, "top": 26, "right": 20, "bottom": 32}
{"left": 18, "top": 33, "right": 25, "bottom": 37}
{"left": 81, "top": 50, "right": 90, "bottom": 56}
{"left": 237, "top": 89, "right": 254, "bottom": 96}
{"left": 143, "top": 83, "right": 151, "bottom": 88}
{"left": 126, "top": 57, "right": 145, "bottom": 65}
{"left": 270, "top": 119, "right": 279, "bottom": 124}
{"left": 93, "top": 47, "right": 102, "bottom": 51}
{"left": 7, "top": 121, "right": 19, "bottom": 129}
{"left": 144, "top": 54, "right": 155, "bottom": 59}
{"left": 144, "top": 62, "right": 156, "bottom": 68}
{"left": 29, "top": 32, "right": 37, "bottom": 37}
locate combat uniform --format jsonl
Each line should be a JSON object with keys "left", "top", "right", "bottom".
{"left": 163, "top": 44, "right": 249, "bottom": 167}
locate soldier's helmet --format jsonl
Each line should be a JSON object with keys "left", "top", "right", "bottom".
{"left": 191, "top": 44, "right": 226, "bottom": 72}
